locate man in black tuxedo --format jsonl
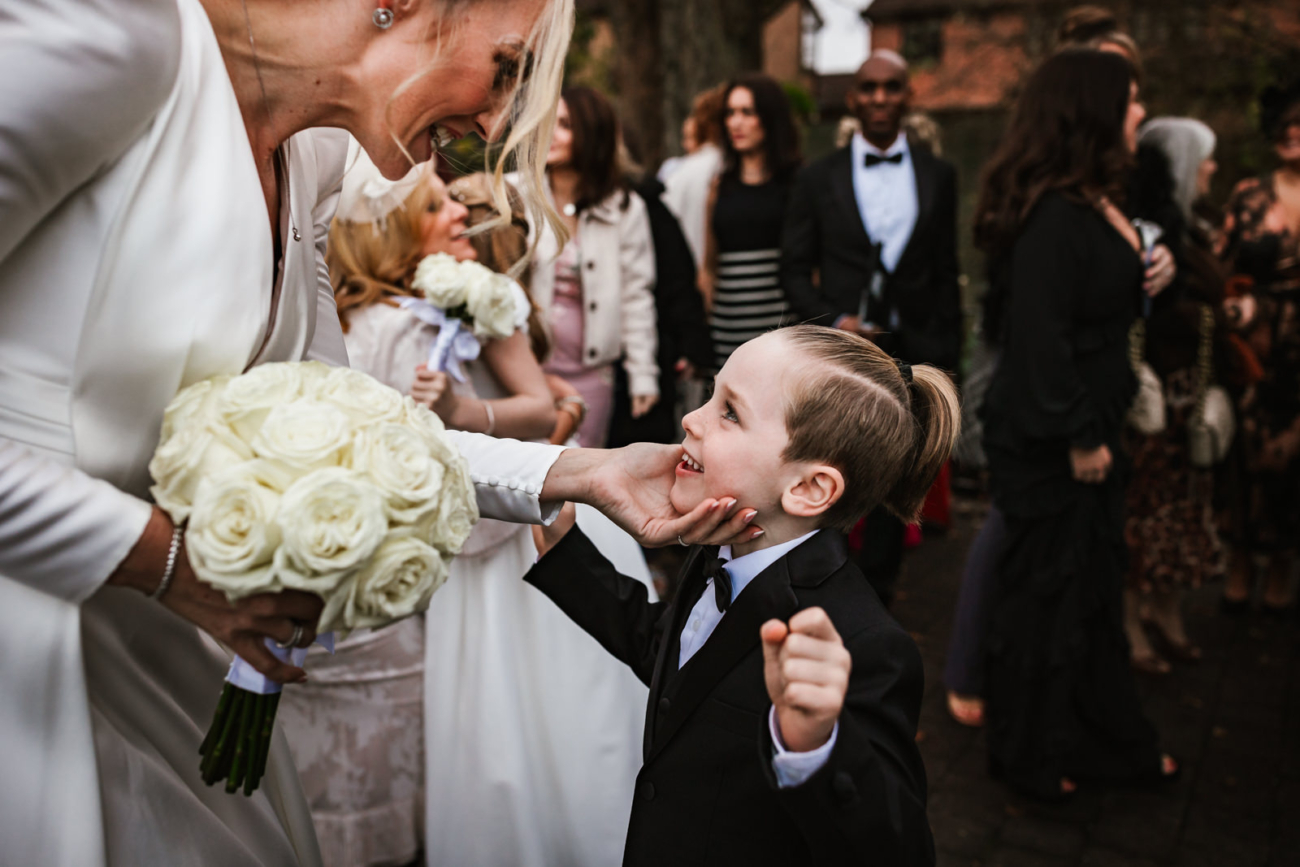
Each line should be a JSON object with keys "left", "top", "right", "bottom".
{"left": 781, "top": 51, "right": 962, "bottom": 605}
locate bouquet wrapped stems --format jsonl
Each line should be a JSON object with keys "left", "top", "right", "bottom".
{"left": 199, "top": 683, "right": 280, "bottom": 796}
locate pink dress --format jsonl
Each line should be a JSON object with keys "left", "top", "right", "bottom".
{"left": 544, "top": 238, "right": 615, "bottom": 447}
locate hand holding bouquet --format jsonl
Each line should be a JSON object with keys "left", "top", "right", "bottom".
{"left": 149, "top": 361, "right": 477, "bottom": 795}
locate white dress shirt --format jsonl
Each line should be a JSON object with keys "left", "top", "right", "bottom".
{"left": 850, "top": 132, "right": 919, "bottom": 274}
{"left": 677, "top": 531, "right": 839, "bottom": 787}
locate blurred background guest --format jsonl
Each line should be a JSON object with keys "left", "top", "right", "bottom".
{"left": 701, "top": 73, "right": 801, "bottom": 370}
{"left": 782, "top": 50, "right": 961, "bottom": 607}
{"left": 609, "top": 135, "right": 714, "bottom": 448}
{"left": 975, "top": 49, "right": 1178, "bottom": 801}
{"left": 1218, "top": 80, "right": 1300, "bottom": 614}
{"left": 1122, "top": 118, "right": 1230, "bottom": 673}
{"left": 664, "top": 85, "right": 727, "bottom": 269}
{"left": 531, "top": 86, "right": 659, "bottom": 447}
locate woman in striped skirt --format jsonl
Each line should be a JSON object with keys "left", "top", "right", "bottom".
{"left": 701, "top": 73, "right": 803, "bottom": 369}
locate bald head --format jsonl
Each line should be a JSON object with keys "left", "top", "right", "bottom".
{"left": 856, "top": 50, "right": 909, "bottom": 82}
{"left": 848, "top": 51, "right": 912, "bottom": 149}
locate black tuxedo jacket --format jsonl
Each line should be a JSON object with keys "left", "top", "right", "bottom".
{"left": 781, "top": 141, "right": 962, "bottom": 371}
{"left": 525, "top": 528, "right": 934, "bottom": 867}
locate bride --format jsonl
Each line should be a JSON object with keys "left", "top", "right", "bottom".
{"left": 0, "top": 1, "right": 755, "bottom": 864}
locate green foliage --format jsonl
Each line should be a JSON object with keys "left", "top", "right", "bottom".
{"left": 781, "top": 80, "right": 817, "bottom": 124}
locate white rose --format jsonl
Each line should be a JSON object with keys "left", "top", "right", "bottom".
{"left": 274, "top": 468, "right": 388, "bottom": 594}
{"left": 159, "top": 376, "right": 229, "bottom": 445}
{"left": 351, "top": 422, "right": 447, "bottom": 525}
{"left": 400, "top": 396, "right": 459, "bottom": 464}
{"left": 464, "top": 268, "right": 519, "bottom": 339}
{"left": 318, "top": 536, "right": 447, "bottom": 632}
{"left": 426, "top": 446, "right": 478, "bottom": 556}
{"left": 315, "top": 366, "right": 405, "bottom": 428}
{"left": 411, "top": 253, "right": 468, "bottom": 310}
{"left": 217, "top": 363, "right": 307, "bottom": 443}
{"left": 149, "top": 424, "right": 253, "bottom": 523}
{"left": 187, "top": 465, "right": 283, "bottom": 599}
{"left": 250, "top": 399, "right": 352, "bottom": 472}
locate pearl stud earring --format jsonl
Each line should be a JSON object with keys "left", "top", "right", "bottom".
{"left": 372, "top": 7, "right": 394, "bottom": 29}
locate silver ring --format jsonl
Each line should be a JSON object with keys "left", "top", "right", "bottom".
{"left": 677, "top": 535, "right": 688, "bottom": 547}
{"left": 275, "top": 623, "right": 304, "bottom": 650}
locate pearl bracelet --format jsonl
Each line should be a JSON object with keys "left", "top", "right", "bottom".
{"left": 150, "top": 524, "right": 185, "bottom": 601}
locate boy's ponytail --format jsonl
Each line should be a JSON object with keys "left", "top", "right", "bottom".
{"left": 882, "top": 363, "right": 962, "bottom": 523}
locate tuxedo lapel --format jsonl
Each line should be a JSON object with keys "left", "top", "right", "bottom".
{"left": 644, "top": 546, "right": 709, "bottom": 758}
{"left": 646, "top": 559, "right": 799, "bottom": 764}
{"left": 829, "top": 147, "right": 874, "bottom": 247}
{"left": 896, "top": 144, "right": 937, "bottom": 271}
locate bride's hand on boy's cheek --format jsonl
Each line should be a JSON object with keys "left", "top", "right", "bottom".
{"left": 761, "top": 608, "right": 852, "bottom": 753}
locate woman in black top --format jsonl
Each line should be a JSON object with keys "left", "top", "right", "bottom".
{"left": 975, "top": 49, "right": 1178, "bottom": 801}
{"left": 701, "top": 73, "right": 801, "bottom": 370}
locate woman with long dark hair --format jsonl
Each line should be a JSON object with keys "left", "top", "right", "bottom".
{"left": 530, "top": 85, "right": 659, "bottom": 447}
{"left": 700, "top": 73, "right": 802, "bottom": 369}
{"left": 976, "top": 49, "right": 1179, "bottom": 801}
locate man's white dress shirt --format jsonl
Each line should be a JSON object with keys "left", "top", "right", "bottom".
{"left": 677, "top": 531, "right": 839, "bottom": 787}
{"left": 850, "top": 132, "right": 919, "bottom": 274}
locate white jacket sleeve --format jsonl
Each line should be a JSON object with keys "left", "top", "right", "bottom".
{"left": 444, "top": 431, "right": 567, "bottom": 525}
{"left": 620, "top": 195, "right": 660, "bottom": 398}
{"left": 304, "top": 129, "right": 350, "bottom": 367}
{"left": 0, "top": 0, "right": 178, "bottom": 602}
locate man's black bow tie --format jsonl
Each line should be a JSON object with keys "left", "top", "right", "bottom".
{"left": 701, "top": 555, "right": 733, "bottom": 613}
{"left": 864, "top": 152, "right": 904, "bottom": 168}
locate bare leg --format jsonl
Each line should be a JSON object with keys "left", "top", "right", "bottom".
{"left": 1262, "top": 554, "right": 1296, "bottom": 610}
{"left": 1125, "top": 588, "right": 1169, "bottom": 674}
{"left": 1145, "top": 586, "right": 1201, "bottom": 661}
{"left": 1223, "top": 548, "right": 1253, "bottom": 605}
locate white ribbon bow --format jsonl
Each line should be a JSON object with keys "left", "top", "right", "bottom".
{"left": 398, "top": 298, "right": 482, "bottom": 381}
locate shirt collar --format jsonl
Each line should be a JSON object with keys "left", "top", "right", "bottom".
{"left": 716, "top": 530, "right": 821, "bottom": 604}
{"left": 852, "top": 131, "right": 909, "bottom": 161}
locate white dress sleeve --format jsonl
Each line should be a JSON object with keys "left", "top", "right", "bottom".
{"left": 444, "top": 431, "right": 567, "bottom": 525}
{"left": 0, "top": 0, "right": 180, "bottom": 601}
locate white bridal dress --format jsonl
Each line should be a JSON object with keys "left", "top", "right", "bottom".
{"left": 285, "top": 299, "right": 651, "bottom": 867}
{"left": 0, "top": 1, "right": 566, "bottom": 864}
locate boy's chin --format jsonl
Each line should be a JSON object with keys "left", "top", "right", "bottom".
{"left": 669, "top": 479, "right": 706, "bottom": 516}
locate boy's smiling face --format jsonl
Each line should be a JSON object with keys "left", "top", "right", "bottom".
{"left": 672, "top": 333, "right": 806, "bottom": 521}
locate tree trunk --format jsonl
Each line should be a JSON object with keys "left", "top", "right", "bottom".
{"left": 603, "top": 0, "right": 791, "bottom": 170}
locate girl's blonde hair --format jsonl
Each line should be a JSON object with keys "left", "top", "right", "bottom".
{"left": 780, "top": 326, "right": 961, "bottom": 529}
{"left": 386, "top": 0, "right": 575, "bottom": 272}
{"left": 449, "top": 172, "right": 551, "bottom": 360}
{"left": 329, "top": 165, "right": 440, "bottom": 331}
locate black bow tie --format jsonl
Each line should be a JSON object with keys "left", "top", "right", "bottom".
{"left": 864, "top": 152, "right": 904, "bottom": 168}
{"left": 701, "top": 555, "right": 733, "bottom": 613}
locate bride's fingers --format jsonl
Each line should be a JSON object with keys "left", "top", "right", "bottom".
{"left": 697, "top": 507, "right": 763, "bottom": 547}
{"left": 670, "top": 498, "right": 755, "bottom": 547}
{"left": 233, "top": 635, "right": 306, "bottom": 684}
{"left": 257, "top": 617, "right": 317, "bottom": 649}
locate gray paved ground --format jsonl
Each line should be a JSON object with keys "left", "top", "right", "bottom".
{"left": 894, "top": 496, "right": 1300, "bottom": 867}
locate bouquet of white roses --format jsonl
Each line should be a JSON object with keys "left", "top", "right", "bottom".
{"left": 148, "top": 361, "right": 478, "bottom": 795}
{"left": 400, "top": 253, "right": 521, "bottom": 379}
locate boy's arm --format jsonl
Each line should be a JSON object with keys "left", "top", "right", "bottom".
{"left": 523, "top": 511, "right": 669, "bottom": 686}
{"left": 759, "top": 620, "right": 934, "bottom": 866}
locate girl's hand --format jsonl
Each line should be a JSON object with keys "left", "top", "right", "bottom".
{"left": 1143, "top": 243, "right": 1176, "bottom": 296}
{"left": 1069, "top": 444, "right": 1113, "bottom": 484}
{"left": 631, "top": 393, "right": 659, "bottom": 419}
{"left": 411, "top": 364, "right": 456, "bottom": 420}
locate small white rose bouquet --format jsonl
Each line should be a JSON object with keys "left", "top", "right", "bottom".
{"left": 148, "top": 361, "right": 477, "bottom": 795}
{"left": 399, "top": 253, "right": 521, "bottom": 380}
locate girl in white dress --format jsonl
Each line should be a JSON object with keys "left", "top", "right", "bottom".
{"left": 283, "top": 154, "right": 652, "bottom": 867}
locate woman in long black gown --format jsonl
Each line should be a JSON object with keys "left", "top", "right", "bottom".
{"left": 975, "top": 49, "right": 1179, "bottom": 801}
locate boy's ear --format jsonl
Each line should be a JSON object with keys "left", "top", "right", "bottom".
{"left": 781, "top": 463, "right": 845, "bottom": 519}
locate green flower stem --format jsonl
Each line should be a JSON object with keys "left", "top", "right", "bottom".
{"left": 199, "top": 683, "right": 234, "bottom": 757}
{"left": 244, "top": 695, "right": 267, "bottom": 797}
{"left": 202, "top": 687, "right": 244, "bottom": 785}
{"left": 226, "top": 688, "right": 256, "bottom": 793}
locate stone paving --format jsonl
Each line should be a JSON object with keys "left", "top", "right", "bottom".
{"left": 893, "top": 496, "right": 1300, "bottom": 867}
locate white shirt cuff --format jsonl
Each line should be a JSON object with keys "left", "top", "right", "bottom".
{"left": 768, "top": 706, "right": 838, "bottom": 789}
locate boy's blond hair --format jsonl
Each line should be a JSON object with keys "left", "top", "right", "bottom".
{"left": 780, "top": 326, "right": 961, "bottom": 530}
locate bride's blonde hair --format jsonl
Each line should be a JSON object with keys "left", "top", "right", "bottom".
{"left": 386, "top": 0, "right": 574, "bottom": 270}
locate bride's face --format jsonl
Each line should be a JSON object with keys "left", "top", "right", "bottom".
{"left": 356, "top": 0, "right": 547, "bottom": 179}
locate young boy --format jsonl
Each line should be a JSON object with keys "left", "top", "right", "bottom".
{"left": 526, "top": 325, "right": 959, "bottom": 866}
